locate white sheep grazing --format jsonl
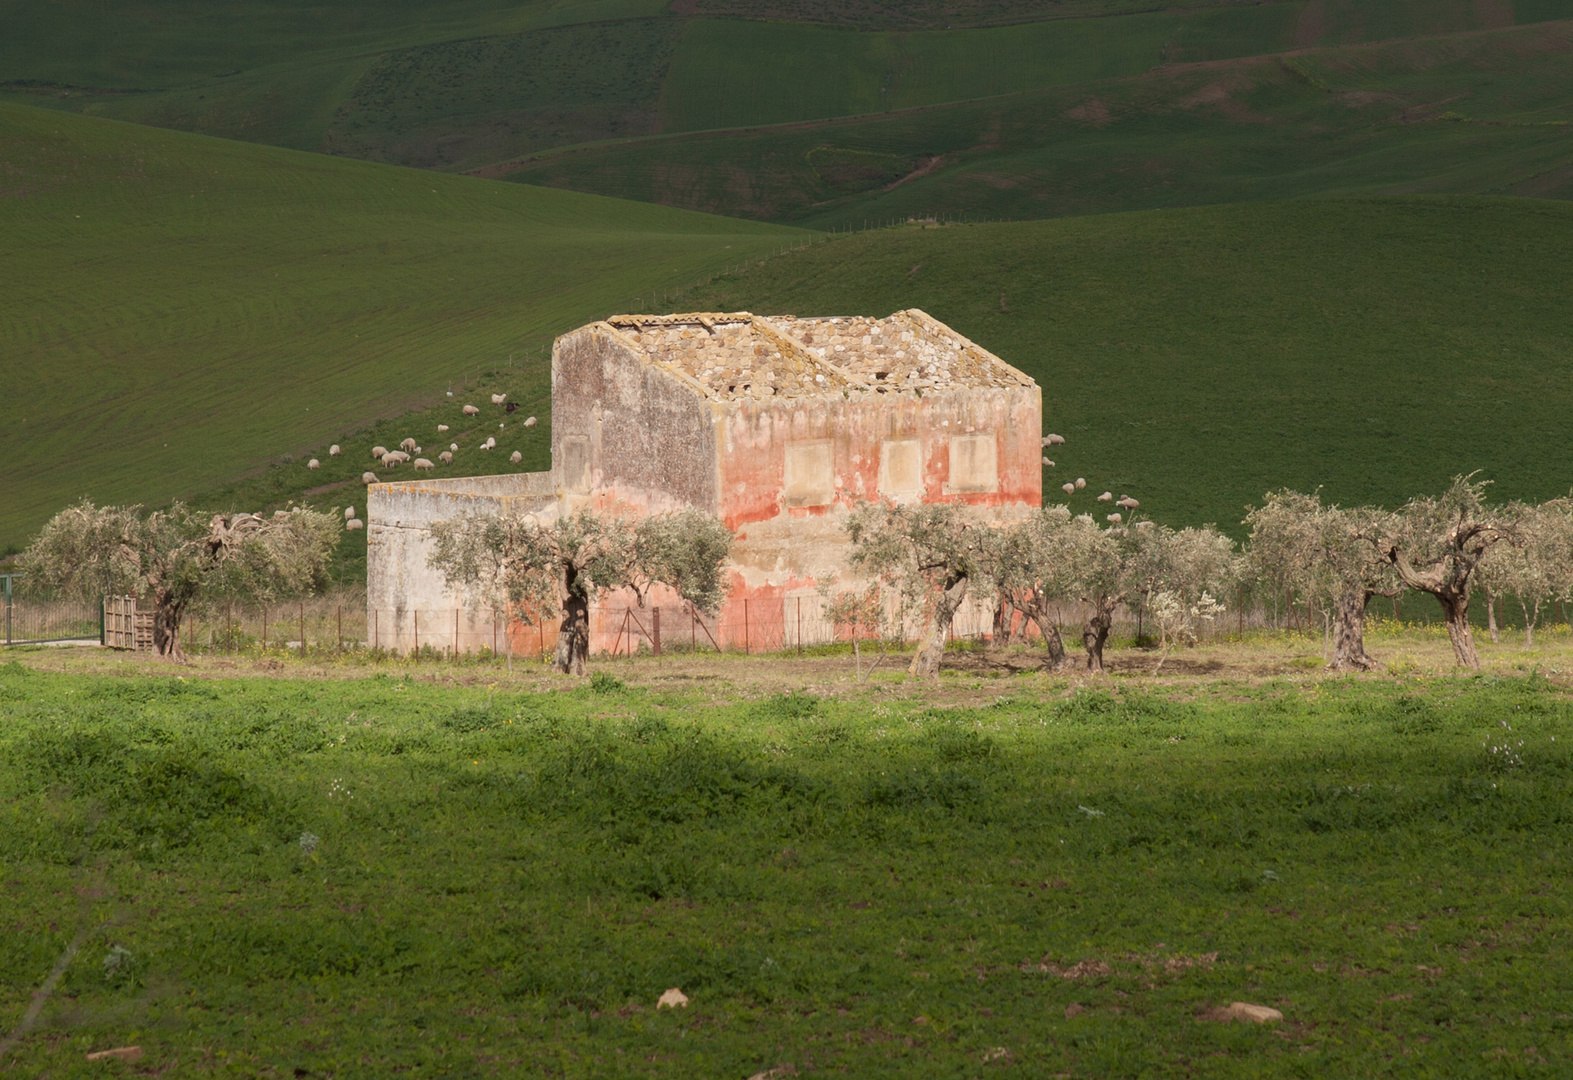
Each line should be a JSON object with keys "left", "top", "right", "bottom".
{"left": 372, "top": 445, "right": 388, "bottom": 459}
{"left": 1075, "top": 477, "right": 1086, "bottom": 490}
{"left": 362, "top": 472, "right": 378, "bottom": 484}
{"left": 392, "top": 450, "right": 410, "bottom": 462}
{"left": 438, "top": 450, "right": 453, "bottom": 464}
{"left": 463, "top": 404, "right": 480, "bottom": 416}
{"left": 1061, "top": 482, "right": 1076, "bottom": 495}
{"left": 413, "top": 458, "right": 434, "bottom": 470}
{"left": 1044, "top": 433, "right": 1066, "bottom": 446}
{"left": 414, "top": 446, "right": 422, "bottom": 454}
{"left": 1041, "top": 456, "right": 1054, "bottom": 467}
{"left": 449, "top": 443, "right": 458, "bottom": 452}
{"left": 400, "top": 437, "right": 417, "bottom": 452}
{"left": 1117, "top": 496, "right": 1140, "bottom": 509}
{"left": 381, "top": 453, "right": 403, "bottom": 468}
{"left": 344, "top": 506, "right": 356, "bottom": 519}
{"left": 437, "top": 424, "right": 449, "bottom": 433}
{"left": 524, "top": 416, "right": 537, "bottom": 427}
{"left": 510, "top": 450, "right": 522, "bottom": 464}
{"left": 1097, "top": 491, "right": 1113, "bottom": 502}
{"left": 307, "top": 458, "right": 320, "bottom": 470}
{"left": 345, "top": 519, "right": 364, "bottom": 531}
{"left": 1106, "top": 513, "right": 1122, "bottom": 523}
{"left": 491, "top": 393, "right": 507, "bottom": 405}
{"left": 329, "top": 444, "right": 341, "bottom": 457}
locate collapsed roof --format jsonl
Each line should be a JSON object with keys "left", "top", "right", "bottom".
{"left": 598, "top": 309, "right": 1033, "bottom": 401}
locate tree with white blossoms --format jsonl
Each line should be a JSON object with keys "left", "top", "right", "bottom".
{"left": 847, "top": 500, "right": 988, "bottom": 677}
{"left": 1245, "top": 490, "right": 1397, "bottom": 671}
{"left": 428, "top": 506, "right": 732, "bottom": 676}
{"left": 1378, "top": 475, "right": 1510, "bottom": 669}
{"left": 1123, "top": 520, "right": 1238, "bottom": 640}
{"left": 19, "top": 499, "right": 341, "bottom": 660}
{"left": 1150, "top": 589, "right": 1227, "bottom": 674}
{"left": 1475, "top": 499, "right": 1573, "bottom": 647}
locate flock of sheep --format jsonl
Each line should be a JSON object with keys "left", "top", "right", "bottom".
{"left": 297, "top": 392, "right": 536, "bottom": 530}
{"left": 1041, "top": 432, "right": 1140, "bottom": 524}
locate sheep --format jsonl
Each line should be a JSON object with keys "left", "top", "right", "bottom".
{"left": 413, "top": 458, "right": 434, "bottom": 470}
{"left": 438, "top": 450, "right": 453, "bottom": 464}
{"left": 1061, "top": 482, "right": 1076, "bottom": 495}
{"left": 1041, "top": 456, "right": 1055, "bottom": 467}
{"left": 1097, "top": 491, "right": 1113, "bottom": 502}
{"left": 391, "top": 450, "right": 410, "bottom": 462}
{"left": 491, "top": 393, "right": 507, "bottom": 405}
{"left": 414, "top": 446, "right": 422, "bottom": 454}
{"left": 510, "top": 450, "right": 523, "bottom": 464}
{"left": 380, "top": 453, "right": 400, "bottom": 468}
{"left": 1117, "top": 496, "right": 1140, "bottom": 509}
{"left": 307, "top": 458, "right": 320, "bottom": 470}
{"left": 344, "top": 506, "right": 356, "bottom": 520}
{"left": 498, "top": 423, "right": 505, "bottom": 429}
{"left": 1044, "top": 433, "right": 1066, "bottom": 446}
{"left": 1075, "top": 478, "right": 1086, "bottom": 490}
{"left": 449, "top": 443, "right": 458, "bottom": 452}
{"left": 1106, "top": 513, "right": 1122, "bottom": 523}
{"left": 345, "top": 519, "right": 364, "bottom": 531}
{"left": 524, "top": 416, "right": 537, "bottom": 427}
{"left": 362, "top": 472, "right": 378, "bottom": 484}
{"left": 437, "top": 424, "right": 449, "bottom": 433}
{"left": 372, "top": 445, "right": 388, "bottom": 459}
{"left": 505, "top": 401, "right": 518, "bottom": 414}
{"left": 329, "top": 445, "right": 341, "bottom": 457}
{"left": 463, "top": 404, "right": 480, "bottom": 416}
{"left": 400, "top": 437, "right": 417, "bottom": 452}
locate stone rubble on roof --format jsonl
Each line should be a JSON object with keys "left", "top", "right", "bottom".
{"left": 602, "top": 310, "right": 1022, "bottom": 401}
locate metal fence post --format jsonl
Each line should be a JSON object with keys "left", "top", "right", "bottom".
{"left": 299, "top": 601, "right": 305, "bottom": 655}
{"left": 797, "top": 596, "right": 802, "bottom": 656}
{"left": 5, "top": 574, "right": 12, "bottom": 645}
{"left": 652, "top": 607, "right": 661, "bottom": 656}
{"left": 743, "top": 598, "right": 749, "bottom": 654}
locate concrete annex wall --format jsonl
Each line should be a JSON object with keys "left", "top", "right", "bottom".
{"left": 366, "top": 472, "right": 558, "bottom": 654}
{"left": 551, "top": 325, "right": 720, "bottom": 516}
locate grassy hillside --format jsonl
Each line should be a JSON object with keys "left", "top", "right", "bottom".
{"left": 681, "top": 197, "right": 1573, "bottom": 531}
{"left": 0, "top": 102, "right": 803, "bottom": 552}
{"left": 501, "top": 20, "right": 1573, "bottom": 224}
{"left": 6, "top": 0, "right": 1571, "bottom": 180}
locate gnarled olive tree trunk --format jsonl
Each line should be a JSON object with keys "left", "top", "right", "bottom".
{"left": 910, "top": 576, "right": 968, "bottom": 677}
{"left": 553, "top": 566, "right": 591, "bottom": 675}
{"left": 1082, "top": 598, "right": 1117, "bottom": 672}
{"left": 1326, "top": 583, "right": 1378, "bottom": 672}
{"left": 1014, "top": 593, "right": 1068, "bottom": 670}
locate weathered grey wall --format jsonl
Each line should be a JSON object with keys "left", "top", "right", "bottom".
{"left": 551, "top": 324, "right": 720, "bottom": 515}
{"left": 366, "top": 472, "right": 557, "bottom": 654}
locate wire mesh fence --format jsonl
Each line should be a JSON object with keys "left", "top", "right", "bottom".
{"left": 2, "top": 575, "right": 102, "bottom": 645}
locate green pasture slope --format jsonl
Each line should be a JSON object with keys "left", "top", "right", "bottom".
{"left": 0, "top": 102, "right": 803, "bottom": 552}
{"left": 3, "top": 661, "right": 1573, "bottom": 1074}
{"left": 686, "top": 197, "right": 1573, "bottom": 531}
{"left": 6, "top": 0, "right": 1573, "bottom": 183}
{"left": 506, "top": 18, "right": 1573, "bottom": 224}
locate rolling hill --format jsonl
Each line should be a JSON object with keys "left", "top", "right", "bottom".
{"left": 0, "top": 101, "right": 803, "bottom": 552}
{"left": 679, "top": 196, "right": 1573, "bottom": 531}
{"left": 498, "top": 19, "right": 1573, "bottom": 224}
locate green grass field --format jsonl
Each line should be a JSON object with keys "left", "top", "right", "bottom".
{"left": 3, "top": 654, "right": 1572, "bottom": 1075}
{"left": 0, "top": 101, "right": 804, "bottom": 553}
{"left": 504, "top": 19, "right": 1573, "bottom": 224}
{"left": 6, "top": 0, "right": 1571, "bottom": 187}
{"left": 683, "top": 196, "right": 1573, "bottom": 531}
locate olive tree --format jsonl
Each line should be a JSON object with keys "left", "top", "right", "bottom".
{"left": 822, "top": 581, "right": 893, "bottom": 682}
{"left": 428, "top": 506, "right": 732, "bottom": 676}
{"left": 1245, "top": 490, "right": 1396, "bottom": 671}
{"left": 1379, "top": 475, "right": 1509, "bottom": 669}
{"left": 1477, "top": 499, "right": 1573, "bottom": 646}
{"left": 19, "top": 499, "right": 341, "bottom": 660}
{"left": 986, "top": 505, "right": 1101, "bottom": 670}
{"left": 847, "top": 500, "right": 987, "bottom": 677}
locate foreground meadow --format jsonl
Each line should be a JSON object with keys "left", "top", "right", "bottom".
{"left": 2, "top": 639, "right": 1571, "bottom": 1077}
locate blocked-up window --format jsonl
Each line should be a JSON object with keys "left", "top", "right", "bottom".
{"left": 784, "top": 441, "right": 833, "bottom": 507}
{"left": 879, "top": 439, "right": 922, "bottom": 500}
{"left": 946, "top": 434, "right": 998, "bottom": 494}
{"left": 560, "top": 435, "right": 591, "bottom": 493}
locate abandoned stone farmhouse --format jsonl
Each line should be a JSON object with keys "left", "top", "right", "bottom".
{"left": 366, "top": 309, "right": 1041, "bottom": 654}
